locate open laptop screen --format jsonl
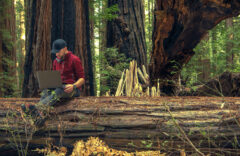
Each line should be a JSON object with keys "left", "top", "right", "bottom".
{"left": 36, "top": 70, "right": 62, "bottom": 90}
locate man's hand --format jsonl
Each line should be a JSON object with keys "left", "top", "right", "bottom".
{"left": 64, "top": 84, "right": 74, "bottom": 93}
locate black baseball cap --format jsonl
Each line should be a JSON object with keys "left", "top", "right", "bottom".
{"left": 51, "top": 39, "right": 67, "bottom": 54}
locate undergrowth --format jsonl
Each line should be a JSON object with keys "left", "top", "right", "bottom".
{"left": 34, "top": 137, "right": 165, "bottom": 156}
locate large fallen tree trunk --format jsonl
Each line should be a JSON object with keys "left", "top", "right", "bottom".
{"left": 0, "top": 97, "right": 240, "bottom": 155}
{"left": 179, "top": 71, "right": 240, "bottom": 97}
{"left": 195, "top": 71, "right": 240, "bottom": 97}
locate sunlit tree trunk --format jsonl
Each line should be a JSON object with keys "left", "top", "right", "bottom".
{"left": 145, "top": 0, "right": 154, "bottom": 63}
{"left": 100, "top": 0, "right": 109, "bottom": 96}
{"left": 24, "top": 0, "right": 31, "bottom": 51}
{"left": 22, "top": 0, "right": 94, "bottom": 97}
{"left": 16, "top": 0, "right": 26, "bottom": 93}
{"left": 89, "top": 0, "right": 97, "bottom": 96}
{"left": 197, "top": 34, "right": 210, "bottom": 83}
{"left": 150, "top": 0, "right": 240, "bottom": 95}
{"left": 198, "top": 59, "right": 211, "bottom": 83}
{"left": 0, "top": 0, "right": 16, "bottom": 97}
{"left": 226, "top": 18, "right": 234, "bottom": 70}
{"left": 211, "top": 29, "right": 218, "bottom": 74}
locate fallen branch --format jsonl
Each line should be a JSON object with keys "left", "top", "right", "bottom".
{"left": 164, "top": 103, "right": 205, "bottom": 156}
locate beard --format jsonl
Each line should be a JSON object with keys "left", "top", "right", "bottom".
{"left": 56, "top": 54, "right": 65, "bottom": 63}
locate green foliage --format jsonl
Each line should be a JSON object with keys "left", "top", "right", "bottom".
{"left": 90, "top": 0, "right": 154, "bottom": 95}
{"left": 98, "top": 47, "right": 130, "bottom": 95}
{"left": 89, "top": 0, "right": 119, "bottom": 22}
{"left": 0, "top": 1, "right": 14, "bottom": 52}
{"left": 0, "top": 0, "right": 22, "bottom": 97}
{"left": 99, "top": 4, "right": 119, "bottom": 21}
{"left": 181, "top": 16, "right": 240, "bottom": 88}
{"left": 4, "top": 110, "right": 34, "bottom": 156}
{"left": 1, "top": 29, "right": 13, "bottom": 51}
{"left": 90, "top": 0, "right": 131, "bottom": 95}
{"left": 141, "top": 140, "right": 153, "bottom": 148}
{"left": 15, "top": 0, "right": 25, "bottom": 97}
{"left": 0, "top": 38, "right": 17, "bottom": 97}
{"left": 144, "top": 0, "right": 154, "bottom": 64}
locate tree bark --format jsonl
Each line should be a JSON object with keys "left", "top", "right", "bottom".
{"left": 22, "top": 0, "right": 94, "bottom": 97}
{"left": 89, "top": 0, "right": 97, "bottom": 96}
{"left": 225, "top": 17, "right": 234, "bottom": 69}
{"left": 107, "top": 0, "right": 147, "bottom": 67}
{"left": 24, "top": 0, "right": 32, "bottom": 53}
{"left": 74, "top": 0, "right": 94, "bottom": 96}
{"left": 0, "top": 0, "right": 16, "bottom": 97}
{"left": 196, "top": 33, "right": 211, "bottom": 83}
{"left": 22, "top": 0, "right": 51, "bottom": 97}
{"left": 16, "top": 0, "right": 26, "bottom": 92}
{"left": 150, "top": 0, "right": 240, "bottom": 95}
{"left": 1, "top": 97, "right": 240, "bottom": 154}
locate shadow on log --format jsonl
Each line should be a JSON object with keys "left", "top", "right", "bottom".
{"left": 0, "top": 97, "right": 240, "bottom": 155}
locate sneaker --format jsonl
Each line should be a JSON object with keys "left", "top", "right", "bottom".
{"left": 21, "top": 104, "right": 46, "bottom": 128}
{"left": 34, "top": 117, "right": 47, "bottom": 128}
{"left": 21, "top": 104, "right": 30, "bottom": 115}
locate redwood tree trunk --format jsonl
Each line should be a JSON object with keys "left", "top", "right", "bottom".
{"left": 225, "top": 18, "right": 234, "bottom": 69}
{"left": 22, "top": 0, "right": 94, "bottom": 97}
{"left": 0, "top": 0, "right": 16, "bottom": 97}
{"left": 74, "top": 0, "right": 94, "bottom": 96}
{"left": 150, "top": 0, "right": 240, "bottom": 95}
{"left": 22, "top": 0, "right": 52, "bottom": 97}
{"left": 107, "top": 0, "right": 147, "bottom": 67}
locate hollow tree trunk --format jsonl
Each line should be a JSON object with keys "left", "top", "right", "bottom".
{"left": 150, "top": 0, "right": 240, "bottom": 95}
{"left": 107, "top": 0, "right": 147, "bottom": 67}
{"left": 0, "top": 0, "right": 16, "bottom": 97}
{"left": 22, "top": 0, "right": 94, "bottom": 97}
{"left": 1, "top": 97, "right": 240, "bottom": 155}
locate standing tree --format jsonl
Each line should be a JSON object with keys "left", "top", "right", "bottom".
{"left": 107, "top": 0, "right": 147, "bottom": 67}
{"left": 15, "top": 0, "right": 26, "bottom": 94}
{"left": 22, "top": 0, "right": 52, "bottom": 97}
{"left": 150, "top": 0, "right": 240, "bottom": 95}
{"left": 22, "top": 0, "right": 94, "bottom": 97}
{"left": 225, "top": 17, "right": 234, "bottom": 69}
{"left": 102, "top": 0, "right": 147, "bottom": 94}
{"left": 0, "top": 0, "right": 16, "bottom": 97}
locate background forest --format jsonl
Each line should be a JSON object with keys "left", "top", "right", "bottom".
{"left": 1, "top": 0, "right": 240, "bottom": 98}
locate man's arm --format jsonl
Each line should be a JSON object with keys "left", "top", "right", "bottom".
{"left": 64, "top": 78, "right": 85, "bottom": 93}
{"left": 73, "top": 78, "right": 85, "bottom": 88}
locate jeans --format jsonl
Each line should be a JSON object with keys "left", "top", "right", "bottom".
{"left": 36, "top": 85, "right": 80, "bottom": 113}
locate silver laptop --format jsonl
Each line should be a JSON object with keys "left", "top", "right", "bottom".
{"left": 36, "top": 70, "right": 62, "bottom": 90}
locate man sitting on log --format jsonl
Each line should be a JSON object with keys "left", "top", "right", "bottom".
{"left": 21, "top": 39, "right": 85, "bottom": 128}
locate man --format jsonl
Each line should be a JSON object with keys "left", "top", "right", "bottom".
{"left": 21, "top": 39, "right": 85, "bottom": 127}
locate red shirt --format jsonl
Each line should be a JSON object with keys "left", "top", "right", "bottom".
{"left": 52, "top": 51, "right": 85, "bottom": 89}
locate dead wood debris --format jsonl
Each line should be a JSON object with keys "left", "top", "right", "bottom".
{"left": 111, "top": 60, "right": 160, "bottom": 97}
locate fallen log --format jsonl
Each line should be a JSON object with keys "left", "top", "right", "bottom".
{"left": 0, "top": 97, "right": 240, "bottom": 155}
{"left": 179, "top": 71, "right": 240, "bottom": 97}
